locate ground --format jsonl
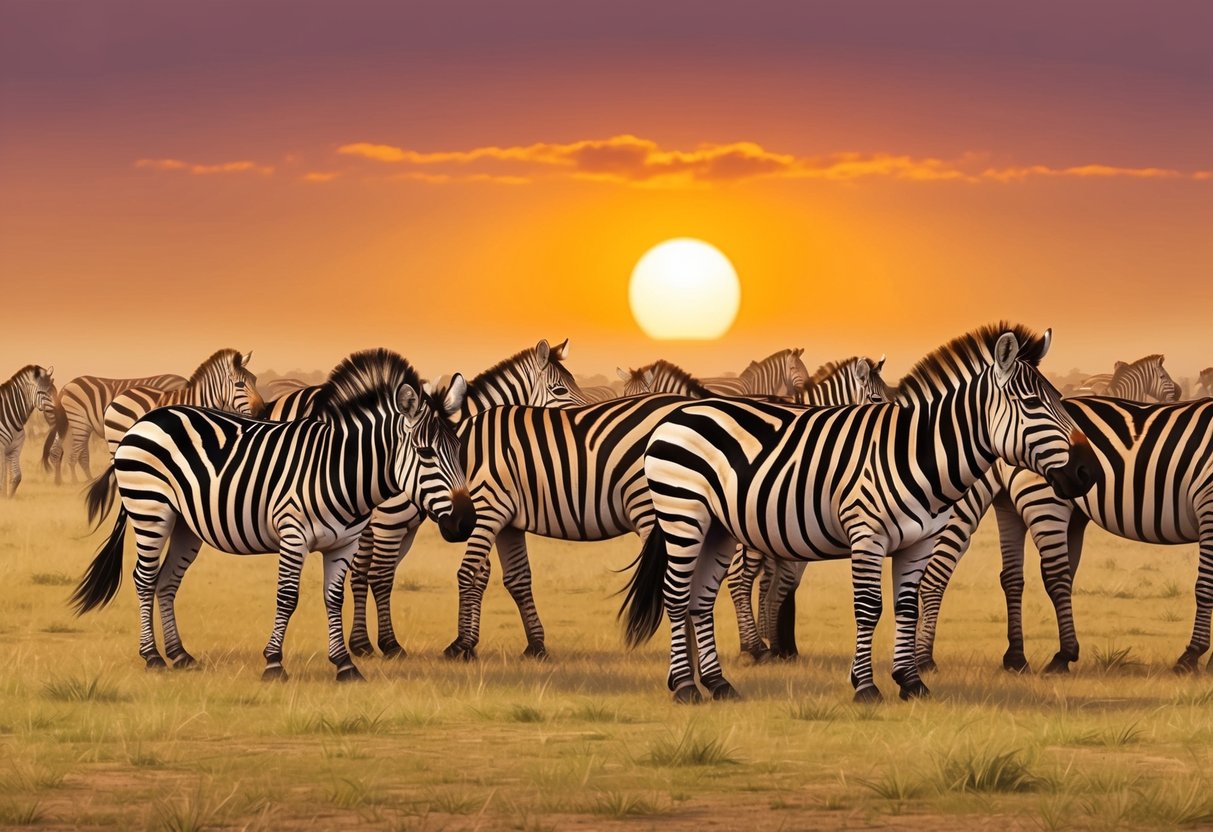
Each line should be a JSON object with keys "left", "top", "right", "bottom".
{"left": 3, "top": 447, "right": 1213, "bottom": 831}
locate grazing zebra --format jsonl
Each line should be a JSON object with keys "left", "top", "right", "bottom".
{"left": 702, "top": 348, "right": 810, "bottom": 400}
{"left": 727, "top": 356, "right": 893, "bottom": 658}
{"left": 84, "top": 350, "right": 265, "bottom": 526}
{"left": 42, "top": 373, "right": 187, "bottom": 484}
{"left": 916, "top": 394, "right": 1213, "bottom": 675}
{"left": 618, "top": 361, "right": 714, "bottom": 397}
{"left": 72, "top": 349, "right": 475, "bottom": 681}
{"left": 260, "top": 339, "right": 587, "bottom": 657}
{"left": 1196, "top": 367, "right": 1213, "bottom": 398}
{"left": 1, "top": 365, "right": 56, "bottom": 497}
{"left": 621, "top": 325, "right": 1097, "bottom": 703}
{"left": 1077, "top": 355, "right": 1179, "bottom": 401}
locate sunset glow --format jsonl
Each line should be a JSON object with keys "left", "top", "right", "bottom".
{"left": 629, "top": 239, "right": 740, "bottom": 340}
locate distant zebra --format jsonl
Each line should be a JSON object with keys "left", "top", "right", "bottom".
{"left": 1, "top": 365, "right": 56, "bottom": 497}
{"left": 702, "top": 348, "right": 809, "bottom": 400}
{"left": 72, "top": 349, "right": 475, "bottom": 681}
{"left": 617, "top": 361, "right": 714, "bottom": 397}
{"left": 84, "top": 350, "right": 264, "bottom": 526}
{"left": 580, "top": 384, "right": 620, "bottom": 403}
{"left": 621, "top": 325, "right": 1096, "bottom": 702}
{"left": 916, "top": 393, "right": 1213, "bottom": 676}
{"left": 42, "top": 373, "right": 186, "bottom": 484}
{"left": 1196, "top": 367, "right": 1213, "bottom": 398}
{"left": 262, "top": 338, "right": 588, "bottom": 658}
{"left": 263, "top": 377, "right": 312, "bottom": 399}
{"left": 728, "top": 356, "right": 892, "bottom": 658}
{"left": 1077, "top": 355, "right": 1178, "bottom": 401}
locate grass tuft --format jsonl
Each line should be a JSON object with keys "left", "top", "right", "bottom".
{"left": 647, "top": 727, "right": 739, "bottom": 767}
{"left": 787, "top": 700, "right": 841, "bottom": 722}
{"left": 1091, "top": 643, "right": 1143, "bottom": 673}
{"left": 935, "top": 746, "right": 1043, "bottom": 793}
{"left": 30, "top": 572, "right": 72, "bottom": 586}
{"left": 41, "top": 674, "right": 125, "bottom": 703}
{"left": 587, "top": 791, "right": 663, "bottom": 817}
{"left": 0, "top": 800, "right": 44, "bottom": 825}
{"left": 507, "top": 705, "right": 545, "bottom": 723}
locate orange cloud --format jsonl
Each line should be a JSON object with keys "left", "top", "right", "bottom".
{"left": 301, "top": 171, "right": 340, "bottom": 183}
{"left": 336, "top": 135, "right": 1209, "bottom": 188}
{"left": 136, "top": 158, "right": 274, "bottom": 176}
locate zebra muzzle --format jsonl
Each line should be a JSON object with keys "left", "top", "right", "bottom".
{"left": 437, "top": 491, "right": 477, "bottom": 543}
{"left": 1045, "top": 431, "right": 1098, "bottom": 499}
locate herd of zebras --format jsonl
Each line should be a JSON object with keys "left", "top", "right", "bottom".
{"left": 2, "top": 330, "right": 1213, "bottom": 702}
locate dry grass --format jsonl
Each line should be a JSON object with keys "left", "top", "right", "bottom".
{"left": 2, "top": 441, "right": 1213, "bottom": 829}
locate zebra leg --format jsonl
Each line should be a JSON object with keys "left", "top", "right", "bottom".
{"left": 371, "top": 524, "right": 420, "bottom": 659}
{"left": 890, "top": 539, "right": 934, "bottom": 700}
{"left": 1177, "top": 502, "right": 1213, "bottom": 673}
{"left": 323, "top": 542, "right": 363, "bottom": 682}
{"left": 764, "top": 560, "right": 805, "bottom": 659}
{"left": 445, "top": 521, "right": 502, "bottom": 661}
{"left": 496, "top": 527, "right": 547, "bottom": 659}
{"left": 916, "top": 522, "right": 975, "bottom": 673}
{"left": 347, "top": 526, "right": 376, "bottom": 657}
{"left": 993, "top": 493, "right": 1031, "bottom": 672}
{"left": 50, "top": 435, "right": 63, "bottom": 486}
{"left": 848, "top": 533, "right": 889, "bottom": 702}
{"left": 1029, "top": 508, "right": 1083, "bottom": 674}
{"left": 727, "top": 544, "right": 769, "bottom": 660}
{"left": 128, "top": 508, "right": 176, "bottom": 670}
{"left": 156, "top": 525, "right": 203, "bottom": 669}
{"left": 4, "top": 440, "right": 21, "bottom": 497}
{"left": 756, "top": 555, "right": 774, "bottom": 643}
{"left": 657, "top": 510, "right": 712, "bottom": 704}
{"left": 689, "top": 532, "right": 743, "bottom": 700}
{"left": 262, "top": 537, "right": 306, "bottom": 681}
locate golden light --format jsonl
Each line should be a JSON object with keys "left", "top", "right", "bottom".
{"left": 629, "top": 238, "right": 740, "bottom": 340}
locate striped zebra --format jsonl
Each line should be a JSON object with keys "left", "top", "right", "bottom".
{"left": 261, "top": 338, "right": 588, "bottom": 658}
{"left": 1196, "top": 367, "right": 1213, "bottom": 398}
{"left": 72, "top": 349, "right": 475, "bottom": 681}
{"left": 263, "top": 377, "right": 312, "bottom": 399}
{"left": 581, "top": 384, "right": 620, "bottom": 403}
{"left": 916, "top": 393, "right": 1213, "bottom": 675}
{"left": 702, "top": 348, "right": 809, "bottom": 400}
{"left": 621, "top": 325, "right": 1097, "bottom": 703}
{"left": 1077, "top": 355, "right": 1179, "bottom": 401}
{"left": 617, "top": 361, "right": 714, "bottom": 397}
{"left": 1, "top": 365, "right": 56, "bottom": 497}
{"left": 728, "top": 356, "right": 893, "bottom": 658}
{"left": 84, "top": 350, "right": 265, "bottom": 526}
{"left": 42, "top": 373, "right": 187, "bottom": 484}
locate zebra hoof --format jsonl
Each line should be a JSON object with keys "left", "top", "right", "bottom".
{"left": 261, "top": 664, "right": 289, "bottom": 682}
{"left": 853, "top": 685, "right": 883, "bottom": 704}
{"left": 1043, "top": 654, "right": 1073, "bottom": 674}
{"left": 349, "top": 640, "right": 375, "bottom": 658}
{"left": 672, "top": 684, "right": 703, "bottom": 705}
{"left": 1174, "top": 650, "right": 1202, "bottom": 675}
{"left": 336, "top": 665, "right": 365, "bottom": 683}
{"left": 744, "top": 647, "right": 772, "bottom": 664}
{"left": 917, "top": 657, "right": 939, "bottom": 674}
{"left": 172, "top": 653, "right": 199, "bottom": 670}
{"left": 522, "top": 642, "right": 548, "bottom": 661}
{"left": 145, "top": 655, "right": 168, "bottom": 671}
{"left": 709, "top": 681, "right": 741, "bottom": 701}
{"left": 898, "top": 680, "right": 931, "bottom": 701}
{"left": 1003, "top": 653, "right": 1032, "bottom": 673}
{"left": 380, "top": 644, "right": 407, "bottom": 660}
{"left": 770, "top": 647, "right": 799, "bottom": 662}
{"left": 443, "top": 641, "right": 477, "bottom": 662}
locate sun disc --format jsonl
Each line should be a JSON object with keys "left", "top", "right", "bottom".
{"left": 629, "top": 239, "right": 740, "bottom": 340}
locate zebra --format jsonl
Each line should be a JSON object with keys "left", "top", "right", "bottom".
{"left": 263, "top": 377, "right": 312, "bottom": 399}
{"left": 1076, "top": 355, "right": 1179, "bottom": 401}
{"left": 916, "top": 393, "right": 1213, "bottom": 676}
{"left": 1195, "top": 367, "right": 1212, "bottom": 399}
{"left": 617, "top": 361, "right": 715, "bottom": 397}
{"left": 581, "top": 384, "right": 620, "bottom": 403}
{"left": 1, "top": 365, "right": 56, "bottom": 497}
{"left": 72, "top": 349, "right": 475, "bottom": 681}
{"left": 702, "top": 348, "right": 810, "bottom": 400}
{"left": 261, "top": 338, "right": 588, "bottom": 658}
{"left": 621, "top": 325, "right": 1097, "bottom": 703}
{"left": 42, "top": 373, "right": 187, "bottom": 484}
{"left": 83, "top": 350, "right": 265, "bottom": 527}
{"left": 727, "top": 356, "right": 893, "bottom": 659}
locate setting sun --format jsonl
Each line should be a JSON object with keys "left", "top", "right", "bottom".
{"left": 628, "top": 238, "right": 741, "bottom": 340}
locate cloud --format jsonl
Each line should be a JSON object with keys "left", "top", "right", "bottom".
{"left": 336, "top": 135, "right": 1208, "bottom": 188}
{"left": 301, "top": 171, "right": 340, "bottom": 183}
{"left": 135, "top": 158, "right": 274, "bottom": 176}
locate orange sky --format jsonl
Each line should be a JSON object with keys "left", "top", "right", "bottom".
{"left": 1, "top": 1, "right": 1210, "bottom": 386}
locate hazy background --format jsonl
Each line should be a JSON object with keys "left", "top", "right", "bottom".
{"left": 2, "top": 0, "right": 1210, "bottom": 385}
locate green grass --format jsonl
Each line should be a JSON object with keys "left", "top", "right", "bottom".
{"left": 4, "top": 456, "right": 1213, "bottom": 829}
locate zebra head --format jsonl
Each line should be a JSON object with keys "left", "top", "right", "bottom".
{"left": 229, "top": 351, "right": 266, "bottom": 417}
{"left": 527, "top": 338, "right": 590, "bottom": 407}
{"left": 401, "top": 376, "right": 476, "bottom": 542}
{"left": 33, "top": 366, "right": 55, "bottom": 414}
{"left": 985, "top": 328, "right": 1097, "bottom": 500}
{"left": 785, "top": 348, "right": 810, "bottom": 399}
{"left": 1145, "top": 355, "right": 1181, "bottom": 403}
{"left": 810, "top": 356, "right": 893, "bottom": 405}
{"left": 617, "top": 366, "right": 656, "bottom": 396}
{"left": 1200, "top": 368, "right": 1213, "bottom": 398}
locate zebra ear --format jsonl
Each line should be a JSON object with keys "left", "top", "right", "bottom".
{"left": 552, "top": 338, "right": 570, "bottom": 361}
{"left": 1039, "top": 329, "right": 1052, "bottom": 361}
{"left": 46, "top": 365, "right": 54, "bottom": 378}
{"left": 617, "top": 367, "right": 631, "bottom": 383}
{"left": 236, "top": 351, "right": 253, "bottom": 369}
{"left": 875, "top": 355, "right": 886, "bottom": 373}
{"left": 993, "top": 332, "right": 1020, "bottom": 386}
{"left": 442, "top": 374, "right": 467, "bottom": 417}
{"left": 396, "top": 384, "right": 420, "bottom": 418}
{"left": 643, "top": 369, "right": 656, "bottom": 387}
{"left": 535, "top": 339, "right": 551, "bottom": 368}
{"left": 854, "top": 360, "right": 870, "bottom": 382}
{"left": 794, "top": 347, "right": 804, "bottom": 357}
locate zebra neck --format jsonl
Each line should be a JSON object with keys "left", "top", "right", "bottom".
{"left": 462, "top": 357, "right": 539, "bottom": 420}
{"left": 895, "top": 395, "right": 999, "bottom": 514}
{"left": 318, "top": 417, "right": 398, "bottom": 519}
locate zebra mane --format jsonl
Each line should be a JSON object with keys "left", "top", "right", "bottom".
{"left": 896, "top": 323, "right": 1049, "bottom": 404}
{"left": 808, "top": 357, "right": 897, "bottom": 399}
{"left": 638, "top": 360, "right": 713, "bottom": 396}
{"left": 186, "top": 349, "right": 242, "bottom": 387}
{"left": 738, "top": 349, "right": 793, "bottom": 383}
{"left": 1109, "top": 354, "right": 1164, "bottom": 387}
{"left": 312, "top": 348, "right": 426, "bottom": 419}
{"left": 0, "top": 365, "right": 46, "bottom": 395}
{"left": 463, "top": 343, "right": 578, "bottom": 403}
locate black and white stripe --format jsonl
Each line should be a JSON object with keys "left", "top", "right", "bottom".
{"left": 72, "top": 349, "right": 475, "bottom": 681}
{"left": 1, "top": 365, "right": 55, "bottom": 497}
{"left": 702, "top": 348, "right": 809, "bottom": 400}
{"left": 1195, "top": 367, "right": 1212, "bottom": 399}
{"left": 617, "top": 361, "right": 715, "bottom": 398}
{"left": 42, "top": 373, "right": 186, "bottom": 484}
{"left": 916, "top": 393, "right": 1213, "bottom": 675}
{"left": 1077, "top": 355, "right": 1179, "bottom": 401}
{"left": 622, "top": 325, "right": 1097, "bottom": 703}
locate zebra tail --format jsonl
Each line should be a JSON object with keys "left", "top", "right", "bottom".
{"left": 775, "top": 591, "right": 798, "bottom": 655}
{"left": 84, "top": 465, "right": 118, "bottom": 530}
{"left": 41, "top": 400, "right": 66, "bottom": 472}
{"left": 71, "top": 505, "right": 127, "bottom": 614}
{"left": 619, "top": 524, "right": 668, "bottom": 648}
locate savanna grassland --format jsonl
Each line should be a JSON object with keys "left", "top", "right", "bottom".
{"left": 4, "top": 440, "right": 1213, "bottom": 831}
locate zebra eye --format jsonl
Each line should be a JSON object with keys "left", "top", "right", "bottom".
{"left": 1022, "top": 396, "right": 1044, "bottom": 408}
{"left": 551, "top": 385, "right": 569, "bottom": 396}
{"left": 235, "top": 381, "right": 246, "bottom": 389}
{"left": 416, "top": 448, "right": 437, "bottom": 461}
